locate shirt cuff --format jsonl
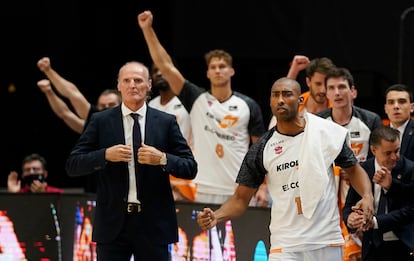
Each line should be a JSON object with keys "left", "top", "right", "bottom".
{"left": 373, "top": 215, "right": 379, "bottom": 229}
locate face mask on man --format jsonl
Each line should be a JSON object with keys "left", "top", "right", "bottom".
{"left": 22, "top": 174, "right": 45, "bottom": 186}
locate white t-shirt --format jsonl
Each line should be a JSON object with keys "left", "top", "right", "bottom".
{"left": 148, "top": 96, "right": 192, "bottom": 147}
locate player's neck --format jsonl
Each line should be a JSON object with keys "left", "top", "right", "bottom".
{"left": 276, "top": 117, "right": 305, "bottom": 135}
{"left": 331, "top": 106, "right": 352, "bottom": 126}
{"left": 159, "top": 91, "right": 175, "bottom": 105}
{"left": 211, "top": 85, "right": 232, "bottom": 102}
{"left": 305, "top": 98, "right": 328, "bottom": 114}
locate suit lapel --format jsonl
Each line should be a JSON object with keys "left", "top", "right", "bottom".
{"left": 110, "top": 106, "right": 125, "bottom": 144}
{"left": 143, "top": 107, "right": 159, "bottom": 145}
{"left": 401, "top": 120, "right": 414, "bottom": 156}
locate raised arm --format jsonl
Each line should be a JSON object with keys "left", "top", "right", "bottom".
{"left": 37, "top": 79, "right": 85, "bottom": 134}
{"left": 37, "top": 57, "right": 91, "bottom": 119}
{"left": 287, "top": 55, "right": 310, "bottom": 79}
{"left": 138, "top": 10, "right": 185, "bottom": 95}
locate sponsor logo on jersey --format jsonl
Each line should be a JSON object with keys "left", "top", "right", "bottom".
{"left": 276, "top": 160, "right": 299, "bottom": 171}
{"left": 351, "top": 142, "right": 363, "bottom": 157}
{"left": 206, "top": 112, "right": 238, "bottom": 128}
{"left": 204, "top": 125, "right": 236, "bottom": 141}
{"left": 274, "top": 146, "right": 282, "bottom": 154}
{"left": 350, "top": 131, "right": 360, "bottom": 138}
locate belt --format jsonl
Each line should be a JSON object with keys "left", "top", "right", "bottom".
{"left": 127, "top": 203, "right": 141, "bottom": 213}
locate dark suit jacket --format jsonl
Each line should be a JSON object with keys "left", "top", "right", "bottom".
{"left": 65, "top": 105, "right": 197, "bottom": 244}
{"left": 343, "top": 156, "right": 414, "bottom": 260}
{"left": 399, "top": 119, "right": 414, "bottom": 161}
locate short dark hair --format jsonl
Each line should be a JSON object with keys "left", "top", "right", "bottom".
{"left": 99, "top": 89, "right": 121, "bottom": 104}
{"left": 384, "top": 83, "right": 413, "bottom": 103}
{"left": 325, "top": 67, "right": 354, "bottom": 87}
{"left": 22, "top": 153, "right": 47, "bottom": 169}
{"left": 369, "top": 125, "right": 400, "bottom": 147}
{"left": 305, "top": 57, "right": 336, "bottom": 78}
{"left": 204, "top": 49, "right": 233, "bottom": 67}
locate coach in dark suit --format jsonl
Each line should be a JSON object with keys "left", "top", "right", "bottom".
{"left": 400, "top": 119, "right": 414, "bottom": 159}
{"left": 66, "top": 61, "right": 197, "bottom": 261}
{"left": 343, "top": 126, "right": 414, "bottom": 260}
{"left": 384, "top": 83, "right": 414, "bottom": 161}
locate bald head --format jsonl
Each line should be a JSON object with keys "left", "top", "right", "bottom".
{"left": 118, "top": 61, "right": 150, "bottom": 82}
{"left": 270, "top": 77, "right": 303, "bottom": 122}
{"left": 271, "top": 77, "right": 301, "bottom": 94}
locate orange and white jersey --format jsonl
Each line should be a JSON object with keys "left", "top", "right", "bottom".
{"left": 236, "top": 114, "right": 357, "bottom": 253}
{"left": 318, "top": 105, "right": 382, "bottom": 201}
{"left": 264, "top": 131, "right": 343, "bottom": 252}
{"left": 180, "top": 81, "right": 265, "bottom": 198}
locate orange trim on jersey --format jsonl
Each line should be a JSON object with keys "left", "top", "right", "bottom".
{"left": 270, "top": 248, "right": 282, "bottom": 253}
{"left": 329, "top": 243, "right": 344, "bottom": 247}
{"left": 169, "top": 175, "right": 196, "bottom": 201}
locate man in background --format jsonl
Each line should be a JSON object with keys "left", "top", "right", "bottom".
{"left": 8, "top": 153, "right": 63, "bottom": 193}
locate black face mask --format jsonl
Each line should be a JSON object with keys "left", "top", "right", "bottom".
{"left": 22, "top": 174, "right": 45, "bottom": 186}
{"left": 152, "top": 75, "right": 170, "bottom": 91}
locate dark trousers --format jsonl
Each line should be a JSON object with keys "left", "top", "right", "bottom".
{"left": 96, "top": 213, "right": 169, "bottom": 261}
{"left": 364, "top": 240, "right": 413, "bottom": 261}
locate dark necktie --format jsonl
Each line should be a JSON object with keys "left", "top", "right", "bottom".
{"left": 373, "top": 188, "right": 387, "bottom": 246}
{"left": 130, "top": 113, "right": 142, "bottom": 152}
{"left": 130, "top": 113, "right": 142, "bottom": 200}
{"left": 377, "top": 189, "right": 387, "bottom": 215}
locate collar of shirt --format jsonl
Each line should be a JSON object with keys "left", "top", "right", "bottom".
{"left": 121, "top": 102, "right": 146, "bottom": 148}
{"left": 390, "top": 119, "right": 409, "bottom": 143}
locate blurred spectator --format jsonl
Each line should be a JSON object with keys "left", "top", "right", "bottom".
{"left": 8, "top": 153, "right": 63, "bottom": 193}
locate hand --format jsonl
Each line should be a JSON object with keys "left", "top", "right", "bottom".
{"left": 37, "top": 79, "right": 52, "bottom": 93}
{"left": 37, "top": 57, "right": 51, "bottom": 72}
{"left": 137, "top": 143, "right": 163, "bottom": 165}
{"left": 137, "top": 10, "right": 153, "bottom": 30}
{"left": 105, "top": 144, "right": 133, "bottom": 162}
{"left": 352, "top": 197, "right": 374, "bottom": 231}
{"left": 287, "top": 55, "right": 310, "bottom": 79}
{"left": 197, "top": 208, "right": 217, "bottom": 230}
{"left": 30, "top": 180, "right": 47, "bottom": 193}
{"left": 291, "top": 55, "right": 310, "bottom": 70}
{"left": 347, "top": 211, "right": 365, "bottom": 231}
{"left": 372, "top": 166, "right": 392, "bottom": 190}
{"left": 7, "top": 171, "right": 21, "bottom": 193}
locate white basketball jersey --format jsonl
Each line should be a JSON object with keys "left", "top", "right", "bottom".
{"left": 190, "top": 91, "right": 251, "bottom": 195}
{"left": 148, "top": 96, "right": 192, "bottom": 147}
{"left": 264, "top": 131, "right": 343, "bottom": 252}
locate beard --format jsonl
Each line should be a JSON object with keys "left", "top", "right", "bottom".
{"left": 153, "top": 77, "right": 170, "bottom": 92}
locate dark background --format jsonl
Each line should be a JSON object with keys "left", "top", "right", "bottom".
{"left": 1, "top": 1, "right": 414, "bottom": 189}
